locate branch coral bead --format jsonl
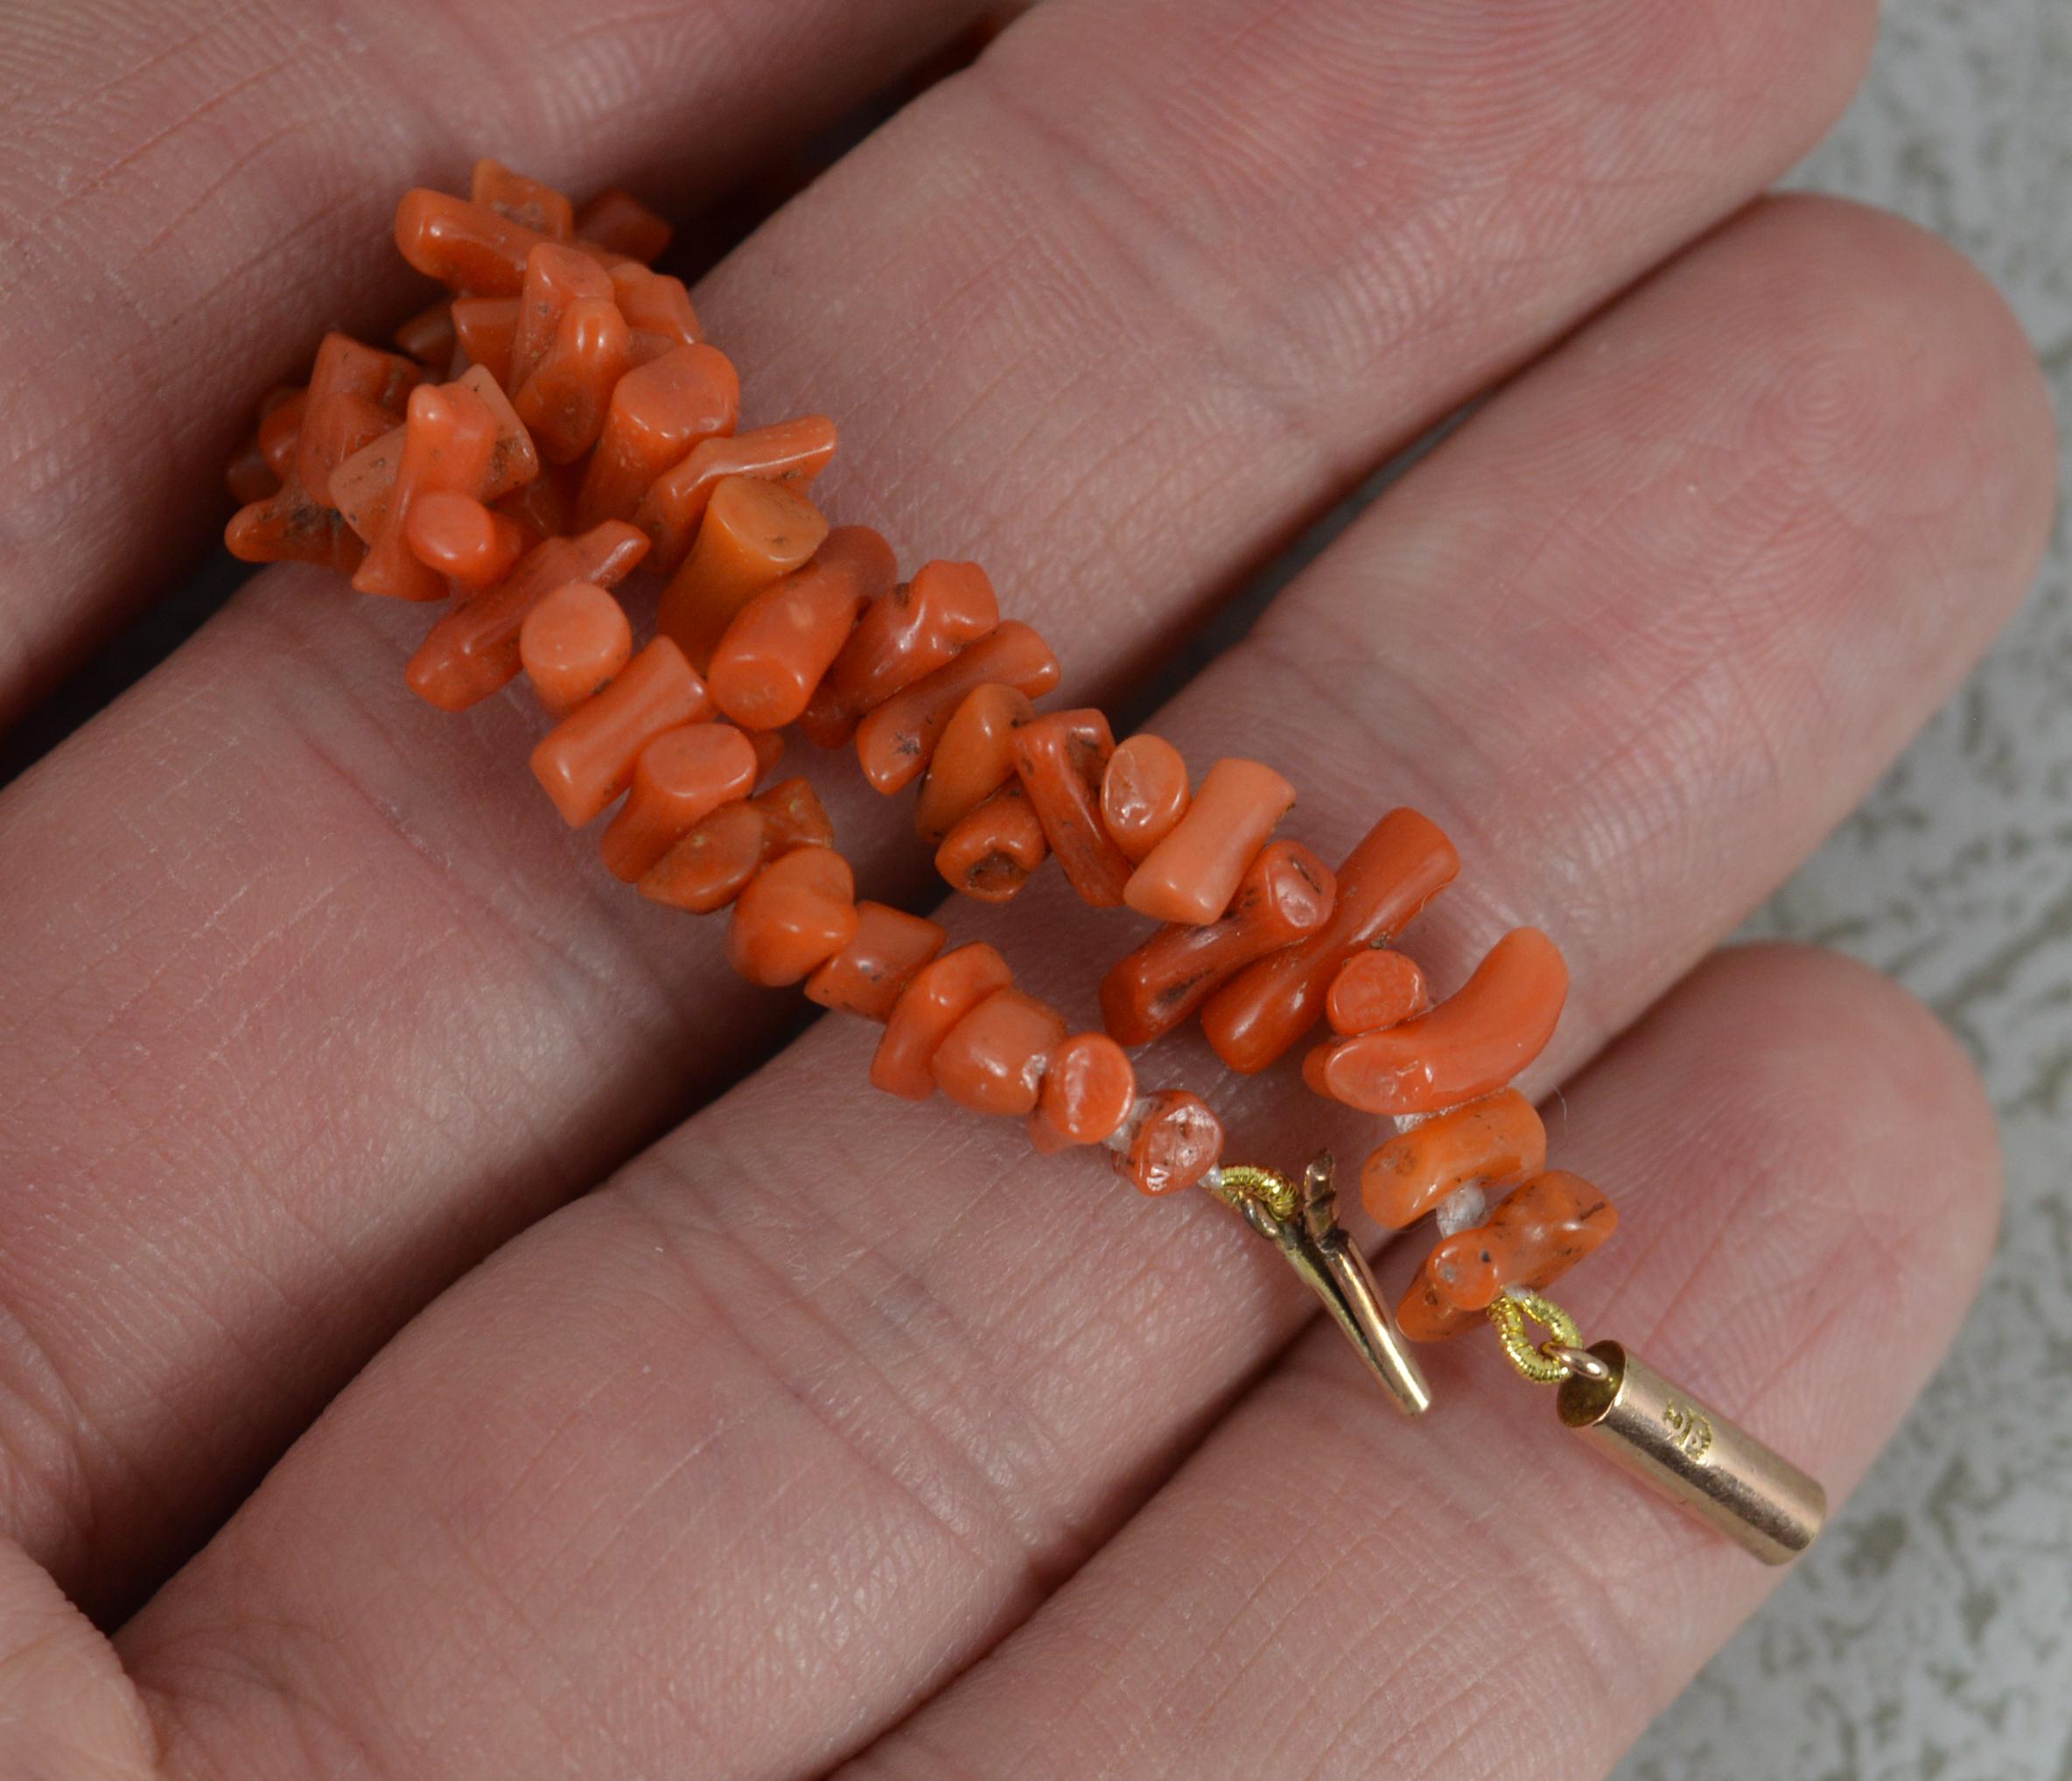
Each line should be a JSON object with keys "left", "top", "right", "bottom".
{"left": 518, "top": 580, "right": 634, "bottom": 717}
{"left": 1110, "top": 1091, "right": 1224, "bottom": 1196}
{"left": 1030, "top": 1034, "right": 1137, "bottom": 1153}
{"left": 930, "top": 989, "right": 1069, "bottom": 1116}
{"left": 1100, "top": 839, "right": 1336, "bottom": 1046}
{"left": 1359, "top": 1089, "right": 1546, "bottom": 1231}
{"left": 708, "top": 527, "right": 897, "bottom": 731}
{"left": 529, "top": 638, "right": 710, "bottom": 827}
{"left": 1012, "top": 710, "right": 1133, "bottom": 907}
{"left": 1099, "top": 733, "right": 1190, "bottom": 864}
{"left": 1395, "top": 1170, "right": 1617, "bottom": 1341}
{"left": 914, "top": 684, "right": 1035, "bottom": 846}
{"left": 639, "top": 779, "right": 833, "bottom": 915}
{"left": 599, "top": 723, "right": 760, "bottom": 881}
{"left": 805, "top": 902, "right": 947, "bottom": 1020}
{"left": 872, "top": 945, "right": 1016, "bottom": 1101}
{"left": 726, "top": 847, "right": 858, "bottom": 987}
{"left": 659, "top": 476, "right": 830, "bottom": 671}
{"left": 1201, "top": 809, "right": 1460, "bottom": 1074}
{"left": 1305, "top": 927, "right": 1568, "bottom": 1116}
{"left": 1123, "top": 757, "right": 1294, "bottom": 926}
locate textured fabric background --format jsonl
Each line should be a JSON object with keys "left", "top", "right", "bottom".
{"left": 1620, "top": 3, "right": 2072, "bottom": 1776}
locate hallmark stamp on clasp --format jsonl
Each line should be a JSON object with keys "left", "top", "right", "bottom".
{"left": 1662, "top": 1401, "right": 1714, "bottom": 1461}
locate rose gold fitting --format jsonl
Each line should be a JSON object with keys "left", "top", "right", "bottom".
{"left": 1492, "top": 1293, "right": 1828, "bottom": 1564}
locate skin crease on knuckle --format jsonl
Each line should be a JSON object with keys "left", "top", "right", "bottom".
{"left": 0, "top": 3, "right": 2057, "bottom": 1780}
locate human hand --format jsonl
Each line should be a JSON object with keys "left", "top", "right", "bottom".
{"left": 0, "top": 0, "right": 2056, "bottom": 1776}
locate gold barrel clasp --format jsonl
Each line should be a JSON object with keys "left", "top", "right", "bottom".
{"left": 1485, "top": 1294, "right": 1828, "bottom": 1565}
{"left": 1554, "top": 1339, "right": 1826, "bottom": 1565}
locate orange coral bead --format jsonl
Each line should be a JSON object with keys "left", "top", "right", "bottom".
{"left": 935, "top": 782, "right": 1049, "bottom": 903}
{"left": 1200, "top": 809, "right": 1460, "bottom": 1074}
{"left": 519, "top": 580, "right": 634, "bottom": 717}
{"left": 1012, "top": 710, "right": 1134, "bottom": 908}
{"left": 1325, "top": 948, "right": 1431, "bottom": 1036}
{"left": 515, "top": 293, "right": 629, "bottom": 464}
{"left": 225, "top": 480, "right": 364, "bottom": 572}
{"left": 758, "top": 776, "right": 839, "bottom": 853}
{"left": 452, "top": 366, "right": 540, "bottom": 500}
{"left": 930, "top": 988, "right": 1069, "bottom": 1117}
{"left": 871, "top": 943, "right": 1015, "bottom": 1101}
{"left": 227, "top": 339, "right": 426, "bottom": 571}
{"left": 576, "top": 343, "right": 738, "bottom": 527}
{"left": 409, "top": 522, "right": 648, "bottom": 711}
{"left": 1358, "top": 1089, "right": 1546, "bottom": 1231}
{"left": 1111, "top": 1090, "right": 1224, "bottom": 1196}
{"left": 1304, "top": 928, "right": 1568, "bottom": 1116}
{"left": 726, "top": 848, "right": 858, "bottom": 987}
{"left": 657, "top": 475, "right": 830, "bottom": 672}
{"left": 257, "top": 388, "right": 305, "bottom": 478}
{"left": 1100, "top": 734, "right": 1190, "bottom": 865}
{"left": 298, "top": 396, "right": 406, "bottom": 511}
{"left": 855, "top": 623, "right": 1062, "bottom": 795}
{"left": 600, "top": 722, "right": 760, "bottom": 882}
{"left": 707, "top": 527, "right": 897, "bottom": 731}
{"left": 1396, "top": 1171, "right": 1618, "bottom": 1342}
{"left": 227, "top": 389, "right": 359, "bottom": 571}
{"left": 395, "top": 299, "right": 457, "bottom": 368}
{"left": 1100, "top": 839, "right": 1336, "bottom": 1047}
{"left": 529, "top": 637, "right": 710, "bottom": 827}
{"left": 326, "top": 424, "right": 402, "bottom": 541}
{"left": 494, "top": 460, "right": 576, "bottom": 541}
{"left": 914, "top": 683, "right": 1034, "bottom": 846}
{"left": 333, "top": 368, "right": 536, "bottom": 557}
{"left": 396, "top": 188, "right": 620, "bottom": 298}
{"left": 609, "top": 263, "right": 701, "bottom": 351}
{"left": 634, "top": 417, "right": 838, "bottom": 575}
{"left": 578, "top": 188, "right": 674, "bottom": 263}
{"left": 353, "top": 382, "right": 500, "bottom": 601}
{"left": 1029, "top": 1033, "right": 1137, "bottom": 1153}
{"left": 472, "top": 158, "right": 574, "bottom": 239}
{"left": 804, "top": 901, "right": 947, "bottom": 1021}
{"left": 802, "top": 560, "right": 1001, "bottom": 748}
{"left": 405, "top": 490, "right": 528, "bottom": 589}
{"left": 296, "top": 333, "right": 423, "bottom": 504}
{"left": 1124, "top": 758, "right": 1294, "bottom": 926}
{"left": 638, "top": 778, "right": 832, "bottom": 914}
{"left": 509, "top": 242, "right": 612, "bottom": 382}
{"left": 452, "top": 296, "right": 520, "bottom": 386}
{"left": 225, "top": 433, "right": 277, "bottom": 505}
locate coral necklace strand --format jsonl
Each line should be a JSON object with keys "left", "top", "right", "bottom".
{"left": 225, "top": 158, "right": 1824, "bottom": 1564}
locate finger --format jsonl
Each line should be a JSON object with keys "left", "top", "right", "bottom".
{"left": 0, "top": 0, "right": 1880, "bottom": 1614}
{"left": 0, "top": 0, "right": 990, "bottom": 724}
{"left": 0, "top": 1536, "right": 155, "bottom": 1780}
{"left": 117, "top": 204, "right": 2050, "bottom": 1780}
{"left": 823, "top": 945, "right": 2002, "bottom": 1781}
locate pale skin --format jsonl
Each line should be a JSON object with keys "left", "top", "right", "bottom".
{"left": 0, "top": 0, "right": 2058, "bottom": 1774}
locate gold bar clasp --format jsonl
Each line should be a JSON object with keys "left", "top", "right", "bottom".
{"left": 1211, "top": 1154, "right": 1432, "bottom": 1417}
